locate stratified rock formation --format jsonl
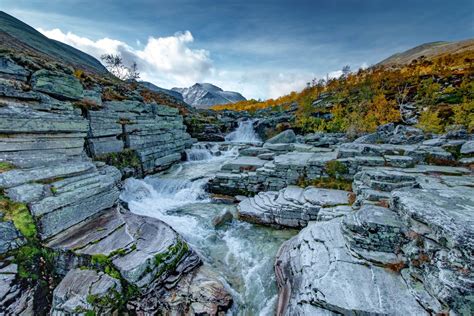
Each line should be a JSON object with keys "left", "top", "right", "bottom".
{"left": 0, "top": 11, "right": 231, "bottom": 315}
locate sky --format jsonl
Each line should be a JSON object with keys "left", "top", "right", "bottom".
{"left": 2, "top": 0, "right": 473, "bottom": 99}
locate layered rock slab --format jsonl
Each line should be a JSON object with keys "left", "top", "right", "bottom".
{"left": 238, "top": 186, "right": 351, "bottom": 227}
{"left": 275, "top": 218, "right": 428, "bottom": 315}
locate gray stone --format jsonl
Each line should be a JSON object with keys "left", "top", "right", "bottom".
{"left": 51, "top": 268, "right": 122, "bottom": 315}
{"left": 212, "top": 209, "right": 233, "bottom": 228}
{"left": 460, "top": 140, "right": 474, "bottom": 155}
{"left": 5, "top": 183, "right": 46, "bottom": 203}
{"left": 0, "top": 222, "right": 25, "bottom": 254}
{"left": 265, "top": 129, "right": 296, "bottom": 144}
{"left": 31, "top": 69, "right": 84, "bottom": 100}
{"left": 0, "top": 57, "right": 29, "bottom": 81}
{"left": 275, "top": 218, "right": 428, "bottom": 315}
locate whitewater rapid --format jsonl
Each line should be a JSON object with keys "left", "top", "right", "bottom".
{"left": 120, "top": 124, "right": 295, "bottom": 315}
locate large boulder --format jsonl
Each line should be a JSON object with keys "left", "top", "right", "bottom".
{"left": 265, "top": 129, "right": 296, "bottom": 144}
{"left": 31, "top": 69, "right": 84, "bottom": 100}
{"left": 275, "top": 218, "right": 429, "bottom": 315}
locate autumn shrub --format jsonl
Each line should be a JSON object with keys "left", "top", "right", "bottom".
{"left": 417, "top": 109, "right": 444, "bottom": 133}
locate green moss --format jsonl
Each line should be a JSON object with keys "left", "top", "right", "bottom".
{"left": 95, "top": 149, "right": 141, "bottom": 171}
{"left": 298, "top": 176, "right": 353, "bottom": 191}
{"left": 0, "top": 193, "right": 37, "bottom": 239}
{"left": 324, "top": 160, "right": 348, "bottom": 178}
{"left": 154, "top": 238, "right": 189, "bottom": 277}
{"left": 0, "top": 161, "right": 15, "bottom": 173}
{"left": 90, "top": 253, "right": 122, "bottom": 280}
{"left": 14, "top": 243, "right": 57, "bottom": 281}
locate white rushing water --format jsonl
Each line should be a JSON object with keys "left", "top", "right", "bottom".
{"left": 120, "top": 141, "right": 296, "bottom": 315}
{"left": 225, "top": 119, "right": 262, "bottom": 143}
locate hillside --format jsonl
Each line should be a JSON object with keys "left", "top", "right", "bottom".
{"left": 0, "top": 11, "right": 107, "bottom": 74}
{"left": 378, "top": 39, "right": 474, "bottom": 66}
{"left": 212, "top": 39, "right": 474, "bottom": 135}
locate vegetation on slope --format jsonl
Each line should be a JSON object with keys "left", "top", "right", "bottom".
{"left": 212, "top": 48, "right": 474, "bottom": 134}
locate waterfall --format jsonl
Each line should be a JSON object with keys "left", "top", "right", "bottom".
{"left": 185, "top": 143, "right": 219, "bottom": 161}
{"left": 225, "top": 119, "right": 261, "bottom": 143}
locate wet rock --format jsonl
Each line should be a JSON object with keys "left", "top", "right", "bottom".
{"left": 47, "top": 205, "right": 199, "bottom": 289}
{"left": 212, "top": 209, "right": 233, "bottom": 228}
{"left": 129, "top": 265, "right": 233, "bottom": 315}
{"left": 265, "top": 129, "right": 296, "bottom": 144}
{"left": 51, "top": 268, "right": 122, "bottom": 315}
{"left": 31, "top": 69, "right": 84, "bottom": 100}
{"left": 275, "top": 218, "right": 428, "bottom": 315}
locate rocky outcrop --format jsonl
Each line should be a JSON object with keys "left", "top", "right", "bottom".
{"left": 0, "top": 41, "right": 229, "bottom": 314}
{"left": 275, "top": 167, "right": 474, "bottom": 315}
{"left": 50, "top": 268, "right": 122, "bottom": 315}
{"left": 238, "top": 186, "right": 351, "bottom": 227}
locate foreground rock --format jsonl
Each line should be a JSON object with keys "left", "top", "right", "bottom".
{"left": 275, "top": 173, "right": 474, "bottom": 315}
{"left": 276, "top": 218, "right": 428, "bottom": 315}
{"left": 238, "top": 186, "right": 351, "bottom": 227}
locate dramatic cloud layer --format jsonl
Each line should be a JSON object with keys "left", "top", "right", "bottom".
{"left": 38, "top": 28, "right": 213, "bottom": 88}
{"left": 38, "top": 27, "right": 317, "bottom": 99}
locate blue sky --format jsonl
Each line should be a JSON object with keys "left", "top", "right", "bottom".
{"left": 3, "top": 0, "right": 473, "bottom": 99}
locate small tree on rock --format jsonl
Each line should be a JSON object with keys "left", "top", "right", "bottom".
{"left": 101, "top": 54, "right": 140, "bottom": 81}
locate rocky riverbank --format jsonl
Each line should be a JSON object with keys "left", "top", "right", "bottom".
{"left": 207, "top": 125, "right": 474, "bottom": 315}
{"left": 0, "top": 52, "right": 233, "bottom": 314}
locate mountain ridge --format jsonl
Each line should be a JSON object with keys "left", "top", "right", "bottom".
{"left": 172, "top": 83, "right": 246, "bottom": 108}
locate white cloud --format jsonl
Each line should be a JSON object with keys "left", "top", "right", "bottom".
{"left": 37, "top": 28, "right": 315, "bottom": 100}
{"left": 37, "top": 28, "right": 212, "bottom": 88}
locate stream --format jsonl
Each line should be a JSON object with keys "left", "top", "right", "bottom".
{"left": 120, "top": 120, "right": 297, "bottom": 315}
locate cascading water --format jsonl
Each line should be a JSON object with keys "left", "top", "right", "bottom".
{"left": 225, "top": 119, "right": 261, "bottom": 143}
{"left": 120, "top": 124, "right": 295, "bottom": 315}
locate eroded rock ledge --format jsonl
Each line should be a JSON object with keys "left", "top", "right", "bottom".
{"left": 0, "top": 54, "right": 232, "bottom": 314}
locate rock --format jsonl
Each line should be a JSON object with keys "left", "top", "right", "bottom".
{"left": 355, "top": 123, "right": 425, "bottom": 145}
{"left": 31, "top": 69, "right": 84, "bottom": 100}
{"left": 51, "top": 268, "right": 122, "bottom": 315}
{"left": 265, "top": 129, "right": 296, "bottom": 144}
{"left": 392, "top": 187, "right": 474, "bottom": 314}
{"left": 238, "top": 186, "right": 351, "bottom": 228}
{"left": 129, "top": 265, "right": 233, "bottom": 315}
{"left": 0, "top": 222, "right": 25, "bottom": 254}
{"left": 47, "top": 205, "right": 199, "bottom": 289}
{"left": 212, "top": 209, "right": 233, "bottom": 228}
{"left": 342, "top": 205, "right": 406, "bottom": 263}
{"left": 275, "top": 218, "right": 428, "bottom": 315}
{"left": 0, "top": 56, "right": 29, "bottom": 81}
{"left": 460, "top": 140, "right": 474, "bottom": 155}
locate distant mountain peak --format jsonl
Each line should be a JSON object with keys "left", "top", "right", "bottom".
{"left": 172, "top": 83, "right": 246, "bottom": 108}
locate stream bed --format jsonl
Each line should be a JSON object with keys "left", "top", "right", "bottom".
{"left": 120, "top": 121, "right": 297, "bottom": 315}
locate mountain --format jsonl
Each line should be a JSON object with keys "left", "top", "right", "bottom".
{"left": 172, "top": 83, "right": 246, "bottom": 108}
{"left": 377, "top": 39, "right": 474, "bottom": 66}
{"left": 0, "top": 11, "right": 107, "bottom": 74}
{"left": 139, "top": 81, "right": 184, "bottom": 100}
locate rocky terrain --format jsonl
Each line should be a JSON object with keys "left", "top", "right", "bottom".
{"left": 0, "top": 10, "right": 473, "bottom": 316}
{"left": 0, "top": 12, "right": 234, "bottom": 315}
{"left": 173, "top": 83, "right": 246, "bottom": 109}
{"left": 205, "top": 124, "right": 474, "bottom": 315}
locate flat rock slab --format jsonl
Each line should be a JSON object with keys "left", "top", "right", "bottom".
{"left": 303, "top": 187, "right": 350, "bottom": 206}
{"left": 51, "top": 268, "right": 122, "bottom": 315}
{"left": 275, "top": 218, "right": 428, "bottom": 315}
{"left": 221, "top": 156, "right": 266, "bottom": 172}
{"left": 47, "top": 206, "right": 199, "bottom": 289}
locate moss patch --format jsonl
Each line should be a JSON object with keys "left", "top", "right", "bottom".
{"left": 298, "top": 177, "right": 353, "bottom": 191}
{"left": 0, "top": 193, "right": 37, "bottom": 239}
{"left": 0, "top": 161, "right": 15, "bottom": 173}
{"left": 95, "top": 149, "right": 141, "bottom": 171}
